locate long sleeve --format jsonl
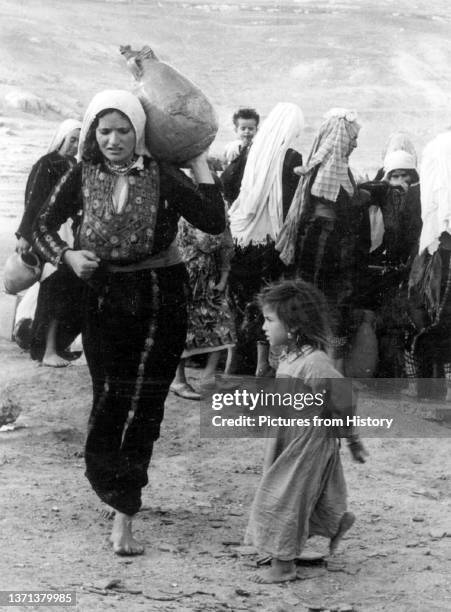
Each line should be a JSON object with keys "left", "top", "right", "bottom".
{"left": 161, "top": 164, "right": 225, "bottom": 235}
{"left": 282, "top": 149, "right": 303, "bottom": 220}
{"left": 17, "top": 157, "right": 55, "bottom": 242}
{"left": 220, "top": 146, "right": 249, "bottom": 204}
{"left": 358, "top": 180, "right": 389, "bottom": 208}
{"left": 32, "top": 164, "right": 83, "bottom": 266}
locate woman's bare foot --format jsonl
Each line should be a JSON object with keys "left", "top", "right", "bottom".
{"left": 329, "top": 511, "right": 355, "bottom": 555}
{"left": 42, "top": 354, "right": 70, "bottom": 368}
{"left": 42, "top": 320, "right": 70, "bottom": 367}
{"left": 109, "top": 512, "right": 144, "bottom": 556}
{"left": 73, "top": 353, "right": 88, "bottom": 367}
{"left": 401, "top": 382, "right": 417, "bottom": 398}
{"left": 251, "top": 558, "right": 297, "bottom": 583}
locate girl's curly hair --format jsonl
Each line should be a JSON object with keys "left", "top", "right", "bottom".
{"left": 257, "top": 278, "right": 332, "bottom": 352}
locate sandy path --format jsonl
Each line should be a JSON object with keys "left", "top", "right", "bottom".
{"left": 0, "top": 339, "right": 450, "bottom": 612}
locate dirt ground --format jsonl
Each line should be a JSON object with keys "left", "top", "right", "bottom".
{"left": 1, "top": 1, "right": 451, "bottom": 611}
{"left": 0, "top": 339, "right": 450, "bottom": 612}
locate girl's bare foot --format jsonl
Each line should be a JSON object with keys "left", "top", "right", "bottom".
{"left": 42, "top": 354, "right": 70, "bottom": 368}
{"left": 329, "top": 511, "right": 355, "bottom": 555}
{"left": 251, "top": 558, "right": 297, "bottom": 583}
{"left": 109, "top": 512, "right": 144, "bottom": 556}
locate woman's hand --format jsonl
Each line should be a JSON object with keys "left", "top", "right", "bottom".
{"left": 186, "top": 151, "right": 214, "bottom": 184}
{"left": 214, "top": 280, "right": 227, "bottom": 293}
{"left": 388, "top": 176, "right": 409, "bottom": 192}
{"left": 16, "top": 237, "right": 31, "bottom": 255}
{"left": 293, "top": 165, "right": 308, "bottom": 176}
{"left": 64, "top": 249, "right": 100, "bottom": 280}
{"left": 214, "top": 270, "right": 229, "bottom": 293}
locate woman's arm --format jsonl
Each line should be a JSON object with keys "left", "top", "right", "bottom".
{"left": 358, "top": 180, "right": 389, "bottom": 207}
{"left": 16, "top": 157, "right": 54, "bottom": 243}
{"left": 32, "top": 164, "right": 83, "bottom": 267}
{"left": 163, "top": 154, "right": 226, "bottom": 235}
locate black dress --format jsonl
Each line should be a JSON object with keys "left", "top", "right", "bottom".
{"left": 16, "top": 151, "right": 83, "bottom": 360}
{"left": 226, "top": 149, "right": 303, "bottom": 373}
{"left": 33, "top": 157, "right": 225, "bottom": 515}
{"left": 357, "top": 180, "right": 422, "bottom": 377}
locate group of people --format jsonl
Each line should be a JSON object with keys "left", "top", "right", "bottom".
{"left": 219, "top": 106, "right": 451, "bottom": 401}
{"left": 10, "top": 87, "right": 451, "bottom": 581}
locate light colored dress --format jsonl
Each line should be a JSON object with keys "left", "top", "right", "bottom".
{"left": 244, "top": 346, "right": 348, "bottom": 560}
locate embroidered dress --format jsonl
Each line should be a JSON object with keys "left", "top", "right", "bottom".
{"left": 32, "top": 90, "right": 225, "bottom": 516}
{"left": 244, "top": 347, "right": 348, "bottom": 560}
{"left": 177, "top": 216, "right": 236, "bottom": 356}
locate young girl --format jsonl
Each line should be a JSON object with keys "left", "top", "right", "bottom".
{"left": 244, "top": 279, "right": 359, "bottom": 583}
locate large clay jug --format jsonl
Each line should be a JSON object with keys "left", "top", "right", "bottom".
{"left": 345, "top": 309, "right": 378, "bottom": 378}
{"left": 120, "top": 45, "right": 218, "bottom": 164}
{"left": 3, "top": 252, "right": 41, "bottom": 295}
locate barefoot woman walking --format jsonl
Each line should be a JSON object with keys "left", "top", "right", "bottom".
{"left": 33, "top": 90, "right": 225, "bottom": 554}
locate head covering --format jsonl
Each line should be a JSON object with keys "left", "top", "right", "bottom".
{"left": 383, "top": 150, "right": 417, "bottom": 179}
{"left": 78, "top": 89, "right": 149, "bottom": 160}
{"left": 228, "top": 102, "right": 304, "bottom": 246}
{"left": 47, "top": 119, "right": 82, "bottom": 154}
{"left": 382, "top": 131, "right": 417, "bottom": 167}
{"left": 308, "top": 108, "right": 360, "bottom": 202}
{"left": 419, "top": 131, "right": 451, "bottom": 254}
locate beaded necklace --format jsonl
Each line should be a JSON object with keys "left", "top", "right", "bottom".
{"left": 105, "top": 156, "right": 137, "bottom": 175}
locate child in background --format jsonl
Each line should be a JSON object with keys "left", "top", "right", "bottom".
{"left": 223, "top": 107, "right": 260, "bottom": 167}
{"left": 245, "top": 279, "right": 361, "bottom": 583}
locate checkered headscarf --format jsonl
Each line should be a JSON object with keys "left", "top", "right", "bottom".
{"left": 308, "top": 109, "right": 360, "bottom": 202}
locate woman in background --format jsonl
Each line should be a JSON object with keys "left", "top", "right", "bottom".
{"left": 15, "top": 119, "right": 83, "bottom": 366}
{"left": 277, "top": 108, "right": 369, "bottom": 371}
{"left": 171, "top": 212, "right": 236, "bottom": 398}
{"left": 228, "top": 102, "right": 304, "bottom": 375}
{"left": 407, "top": 131, "right": 451, "bottom": 399}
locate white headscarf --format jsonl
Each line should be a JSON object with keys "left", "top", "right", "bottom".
{"left": 382, "top": 150, "right": 416, "bottom": 179}
{"left": 229, "top": 102, "right": 304, "bottom": 246}
{"left": 382, "top": 131, "right": 417, "bottom": 167}
{"left": 47, "top": 119, "right": 82, "bottom": 154}
{"left": 419, "top": 131, "right": 451, "bottom": 254}
{"left": 78, "top": 89, "right": 149, "bottom": 159}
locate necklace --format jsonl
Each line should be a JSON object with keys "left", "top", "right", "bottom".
{"left": 105, "top": 157, "right": 136, "bottom": 175}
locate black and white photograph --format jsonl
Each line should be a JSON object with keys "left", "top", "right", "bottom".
{"left": 0, "top": 1, "right": 451, "bottom": 610}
